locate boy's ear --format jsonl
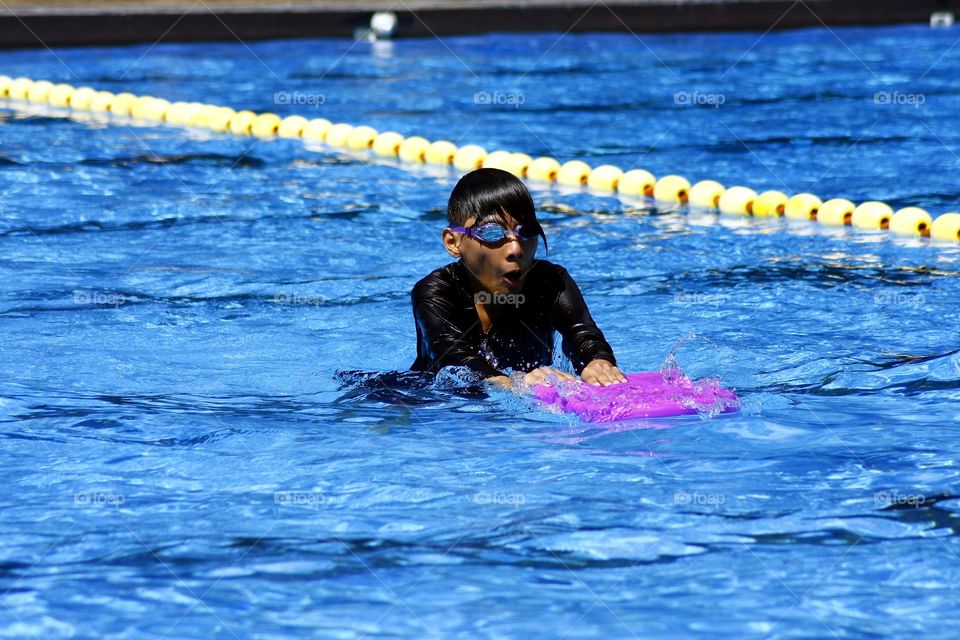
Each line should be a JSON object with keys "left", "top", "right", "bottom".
{"left": 441, "top": 228, "right": 461, "bottom": 258}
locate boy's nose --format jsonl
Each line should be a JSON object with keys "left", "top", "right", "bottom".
{"left": 503, "top": 237, "right": 523, "bottom": 259}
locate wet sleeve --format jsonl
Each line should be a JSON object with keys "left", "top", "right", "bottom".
{"left": 412, "top": 281, "right": 505, "bottom": 379}
{"left": 552, "top": 267, "right": 617, "bottom": 374}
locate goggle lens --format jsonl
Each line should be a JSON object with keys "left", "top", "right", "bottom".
{"left": 473, "top": 224, "right": 540, "bottom": 243}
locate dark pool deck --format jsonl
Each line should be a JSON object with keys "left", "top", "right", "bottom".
{"left": 0, "top": 0, "right": 957, "bottom": 49}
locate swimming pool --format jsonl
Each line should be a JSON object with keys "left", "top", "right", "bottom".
{"left": 2, "top": 23, "right": 959, "bottom": 639}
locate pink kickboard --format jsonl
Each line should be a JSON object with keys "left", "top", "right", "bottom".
{"left": 533, "top": 371, "right": 739, "bottom": 422}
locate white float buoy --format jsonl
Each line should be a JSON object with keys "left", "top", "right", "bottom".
{"left": 931, "top": 11, "right": 954, "bottom": 28}
{"left": 371, "top": 12, "right": 398, "bottom": 39}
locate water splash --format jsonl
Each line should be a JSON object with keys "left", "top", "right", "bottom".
{"left": 431, "top": 365, "right": 486, "bottom": 390}
{"left": 659, "top": 331, "right": 720, "bottom": 379}
{"left": 658, "top": 332, "right": 740, "bottom": 419}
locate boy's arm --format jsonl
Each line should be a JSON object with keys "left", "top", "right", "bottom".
{"left": 413, "top": 287, "right": 506, "bottom": 380}
{"left": 552, "top": 267, "right": 620, "bottom": 375}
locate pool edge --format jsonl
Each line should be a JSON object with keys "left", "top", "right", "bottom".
{"left": 0, "top": 0, "right": 957, "bottom": 49}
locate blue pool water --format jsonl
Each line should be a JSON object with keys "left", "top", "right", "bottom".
{"left": 2, "top": 23, "right": 960, "bottom": 639}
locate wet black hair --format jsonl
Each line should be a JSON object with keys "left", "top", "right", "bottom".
{"left": 447, "top": 168, "right": 547, "bottom": 251}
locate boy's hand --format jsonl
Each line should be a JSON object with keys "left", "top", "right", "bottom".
{"left": 486, "top": 375, "right": 514, "bottom": 392}
{"left": 485, "top": 369, "right": 575, "bottom": 393}
{"left": 581, "top": 359, "right": 627, "bottom": 386}
{"left": 522, "top": 367, "right": 577, "bottom": 388}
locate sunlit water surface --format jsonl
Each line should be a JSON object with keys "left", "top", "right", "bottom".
{"left": 1, "top": 24, "right": 959, "bottom": 639}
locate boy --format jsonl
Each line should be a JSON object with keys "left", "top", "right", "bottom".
{"left": 410, "top": 168, "right": 626, "bottom": 389}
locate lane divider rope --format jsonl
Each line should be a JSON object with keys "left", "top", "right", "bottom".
{"left": 2, "top": 75, "right": 959, "bottom": 243}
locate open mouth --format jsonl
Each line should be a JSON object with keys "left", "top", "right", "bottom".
{"left": 503, "top": 269, "right": 523, "bottom": 286}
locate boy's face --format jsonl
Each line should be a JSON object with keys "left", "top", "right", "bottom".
{"left": 442, "top": 211, "right": 538, "bottom": 296}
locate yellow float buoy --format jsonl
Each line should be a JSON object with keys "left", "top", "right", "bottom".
{"left": 889, "top": 207, "right": 931, "bottom": 236}
{"left": 0, "top": 75, "right": 12, "bottom": 98}
{"left": 131, "top": 96, "right": 170, "bottom": 120}
{"left": 89, "top": 91, "right": 115, "bottom": 113}
{"left": 228, "top": 110, "right": 257, "bottom": 135}
{"left": 128, "top": 96, "right": 153, "bottom": 119}
{"left": 618, "top": 169, "right": 656, "bottom": 197}
{"left": 181, "top": 102, "right": 208, "bottom": 125}
{"left": 163, "top": 101, "right": 192, "bottom": 125}
{"left": 816, "top": 198, "right": 856, "bottom": 226}
{"left": 184, "top": 104, "right": 208, "bottom": 127}
{"left": 302, "top": 118, "right": 332, "bottom": 142}
{"left": 324, "top": 123, "right": 354, "bottom": 148}
{"left": 108, "top": 92, "right": 138, "bottom": 117}
{"left": 47, "top": 83, "right": 75, "bottom": 108}
{"left": 277, "top": 115, "right": 308, "bottom": 139}
{"left": 752, "top": 191, "right": 789, "bottom": 217}
{"left": 508, "top": 153, "right": 533, "bottom": 178}
{"left": 930, "top": 212, "right": 960, "bottom": 242}
{"left": 481, "top": 150, "right": 514, "bottom": 171}
{"left": 586, "top": 164, "right": 624, "bottom": 192}
{"left": 852, "top": 201, "right": 895, "bottom": 231}
{"left": 653, "top": 175, "right": 691, "bottom": 203}
{"left": 527, "top": 157, "right": 561, "bottom": 183}
{"left": 453, "top": 145, "right": 487, "bottom": 172}
{"left": 7, "top": 77, "right": 33, "bottom": 101}
{"left": 784, "top": 193, "right": 822, "bottom": 220}
{"left": 68, "top": 87, "right": 98, "bottom": 111}
{"left": 425, "top": 140, "right": 457, "bottom": 165}
{"left": 483, "top": 150, "right": 531, "bottom": 178}
{"left": 372, "top": 131, "right": 404, "bottom": 157}
{"left": 26, "top": 79, "right": 54, "bottom": 103}
{"left": 557, "top": 160, "right": 592, "bottom": 187}
{"left": 207, "top": 107, "right": 236, "bottom": 133}
{"left": 187, "top": 104, "right": 222, "bottom": 129}
{"left": 718, "top": 186, "right": 758, "bottom": 216}
{"left": 689, "top": 180, "right": 725, "bottom": 209}
{"left": 252, "top": 112, "right": 283, "bottom": 138}
{"left": 398, "top": 136, "right": 430, "bottom": 163}
{"left": 347, "top": 125, "right": 378, "bottom": 150}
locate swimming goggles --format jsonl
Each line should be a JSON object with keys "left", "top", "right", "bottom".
{"left": 448, "top": 222, "right": 541, "bottom": 244}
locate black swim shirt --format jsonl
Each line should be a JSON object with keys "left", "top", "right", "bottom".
{"left": 410, "top": 259, "right": 617, "bottom": 379}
